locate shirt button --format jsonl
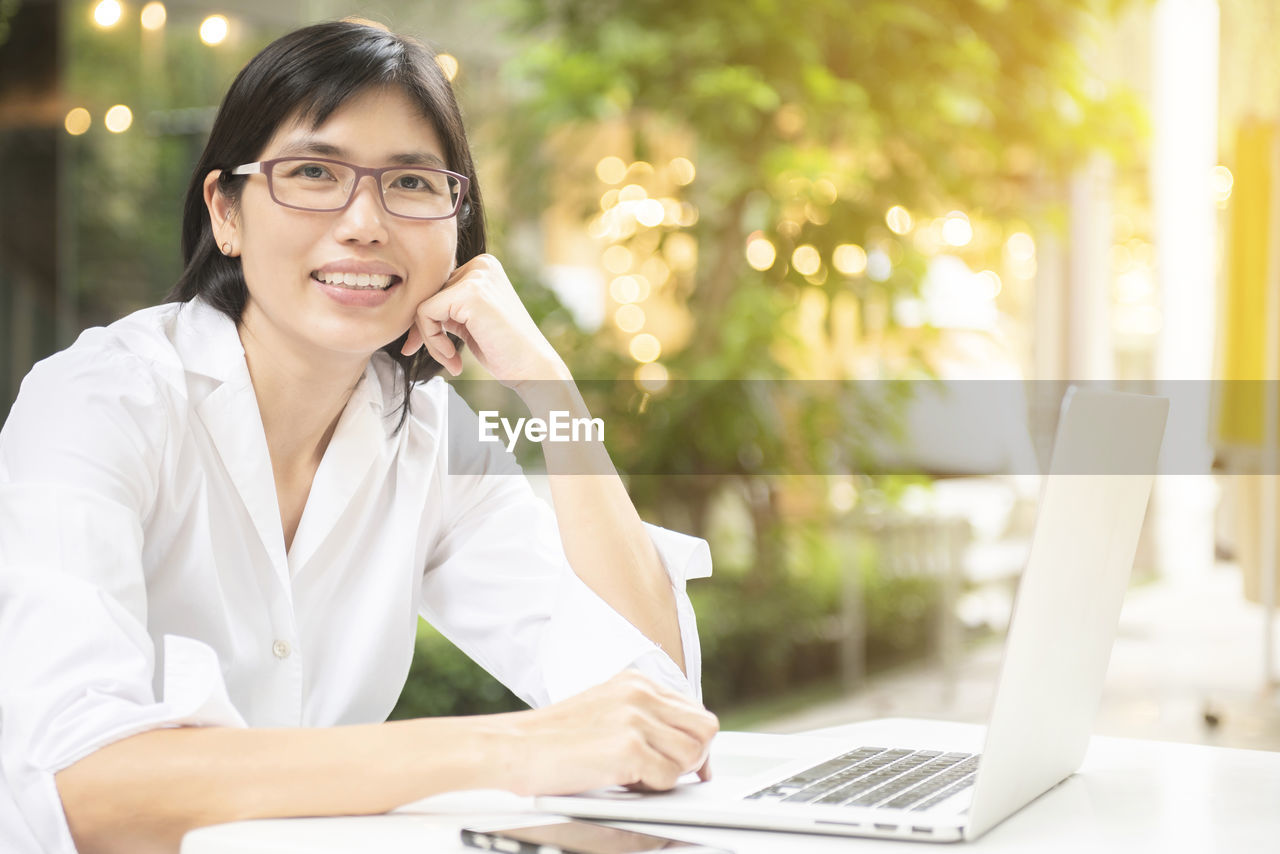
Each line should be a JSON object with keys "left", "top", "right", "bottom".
{"left": 272, "top": 639, "right": 291, "bottom": 659}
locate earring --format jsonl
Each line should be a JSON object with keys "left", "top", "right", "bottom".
{"left": 221, "top": 242, "right": 232, "bottom": 256}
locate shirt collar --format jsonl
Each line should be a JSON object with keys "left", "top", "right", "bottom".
{"left": 172, "top": 295, "right": 387, "bottom": 421}
{"left": 171, "top": 296, "right": 252, "bottom": 385}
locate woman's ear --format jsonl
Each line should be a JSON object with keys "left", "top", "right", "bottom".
{"left": 203, "top": 170, "right": 239, "bottom": 257}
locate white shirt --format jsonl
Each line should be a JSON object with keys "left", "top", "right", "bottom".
{"left": 0, "top": 297, "right": 710, "bottom": 854}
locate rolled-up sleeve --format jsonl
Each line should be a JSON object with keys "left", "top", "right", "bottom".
{"left": 0, "top": 346, "right": 244, "bottom": 854}
{"left": 417, "top": 384, "right": 711, "bottom": 711}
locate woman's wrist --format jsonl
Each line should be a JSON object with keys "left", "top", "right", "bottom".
{"left": 484, "top": 708, "right": 540, "bottom": 796}
{"left": 512, "top": 362, "right": 579, "bottom": 419}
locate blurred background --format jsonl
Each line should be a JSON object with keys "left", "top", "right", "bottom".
{"left": 3, "top": 0, "right": 1280, "bottom": 750}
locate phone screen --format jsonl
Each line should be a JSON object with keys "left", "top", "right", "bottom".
{"left": 464, "top": 820, "right": 719, "bottom": 853}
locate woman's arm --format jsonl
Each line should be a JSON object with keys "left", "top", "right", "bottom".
{"left": 516, "top": 372, "right": 686, "bottom": 674}
{"left": 57, "top": 670, "right": 716, "bottom": 854}
{"left": 56, "top": 716, "right": 506, "bottom": 854}
{"left": 404, "top": 254, "right": 692, "bottom": 674}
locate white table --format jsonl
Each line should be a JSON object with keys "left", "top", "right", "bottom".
{"left": 181, "top": 719, "right": 1280, "bottom": 853}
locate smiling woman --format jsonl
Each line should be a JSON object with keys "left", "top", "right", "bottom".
{"left": 205, "top": 86, "right": 461, "bottom": 370}
{"left": 168, "top": 22, "right": 484, "bottom": 427}
{"left": 0, "top": 20, "right": 715, "bottom": 854}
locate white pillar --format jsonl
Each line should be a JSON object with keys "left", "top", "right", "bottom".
{"left": 1151, "top": 0, "right": 1220, "bottom": 578}
{"left": 1067, "top": 155, "right": 1116, "bottom": 381}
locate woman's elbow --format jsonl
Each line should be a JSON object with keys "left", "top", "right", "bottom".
{"left": 55, "top": 745, "right": 191, "bottom": 854}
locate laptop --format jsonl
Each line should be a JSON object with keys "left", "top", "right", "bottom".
{"left": 537, "top": 387, "right": 1169, "bottom": 843}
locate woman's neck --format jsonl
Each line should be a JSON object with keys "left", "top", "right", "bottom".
{"left": 237, "top": 311, "right": 369, "bottom": 474}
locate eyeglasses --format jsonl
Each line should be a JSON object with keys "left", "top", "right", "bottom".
{"left": 230, "top": 157, "right": 470, "bottom": 221}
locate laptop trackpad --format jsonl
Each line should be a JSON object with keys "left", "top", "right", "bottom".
{"left": 715, "top": 753, "right": 798, "bottom": 779}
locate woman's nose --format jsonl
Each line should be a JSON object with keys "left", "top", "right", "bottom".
{"left": 332, "top": 175, "right": 390, "bottom": 243}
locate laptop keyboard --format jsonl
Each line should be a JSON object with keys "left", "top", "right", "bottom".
{"left": 745, "top": 747, "right": 980, "bottom": 811}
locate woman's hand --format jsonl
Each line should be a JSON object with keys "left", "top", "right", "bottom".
{"left": 506, "top": 670, "right": 718, "bottom": 796}
{"left": 400, "top": 254, "right": 568, "bottom": 391}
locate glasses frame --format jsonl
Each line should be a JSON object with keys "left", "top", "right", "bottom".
{"left": 230, "top": 156, "right": 470, "bottom": 221}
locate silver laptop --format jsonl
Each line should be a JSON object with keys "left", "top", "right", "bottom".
{"left": 538, "top": 387, "right": 1169, "bottom": 843}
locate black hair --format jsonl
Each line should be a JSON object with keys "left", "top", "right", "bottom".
{"left": 166, "top": 19, "right": 485, "bottom": 431}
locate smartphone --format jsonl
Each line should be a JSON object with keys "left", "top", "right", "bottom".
{"left": 460, "top": 819, "right": 734, "bottom": 854}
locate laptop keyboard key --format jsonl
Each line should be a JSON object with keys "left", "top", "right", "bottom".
{"left": 747, "top": 747, "right": 981, "bottom": 813}
{"left": 745, "top": 747, "right": 888, "bottom": 800}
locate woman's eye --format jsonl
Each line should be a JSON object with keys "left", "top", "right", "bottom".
{"left": 292, "top": 163, "right": 332, "bottom": 180}
{"left": 389, "top": 173, "right": 442, "bottom": 194}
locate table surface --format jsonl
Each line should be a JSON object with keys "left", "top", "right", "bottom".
{"left": 181, "top": 718, "right": 1280, "bottom": 854}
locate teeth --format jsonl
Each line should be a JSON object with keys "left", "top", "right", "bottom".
{"left": 314, "top": 271, "right": 395, "bottom": 289}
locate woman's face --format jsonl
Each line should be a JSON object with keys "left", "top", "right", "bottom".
{"left": 214, "top": 86, "right": 459, "bottom": 364}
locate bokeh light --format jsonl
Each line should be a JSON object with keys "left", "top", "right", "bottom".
{"left": 603, "top": 245, "right": 633, "bottom": 274}
{"left": 596, "top": 156, "right": 627, "bottom": 185}
{"left": 609, "top": 275, "right": 641, "bottom": 304}
{"left": 200, "top": 15, "right": 229, "bottom": 46}
{"left": 93, "top": 0, "right": 123, "bottom": 28}
{"left": 1006, "top": 231, "right": 1035, "bottom": 261}
{"left": 867, "top": 248, "right": 892, "bottom": 282}
{"left": 640, "top": 255, "right": 670, "bottom": 287}
{"left": 435, "top": 53, "right": 459, "bottom": 82}
{"left": 664, "top": 233, "right": 697, "bottom": 271}
{"left": 636, "top": 199, "right": 665, "bottom": 228}
{"left": 792, "top": 245, "right": 821, "bottom": 277}
{"left": 885, "top": 205, "right": 914, "bottom": 235}
{"left": 140, "top": 2, "right": 167, "bottom": 30}
{"left": 829, "top": 479, "right": 857, "bottom": 513}
{"left": 634, "top": 361, "right": 669, "bottom": 392}
{"left": 745, "top": 233, "right": 777, "bottom": 271}
{"left": 974, "top": 270, "right": 1002, "bottom": 299}
{"left": 615, "top": 304, "right": 645, "bottom": 333}
{"left": 1211, "top": 165, "right": 1233, "bottom": 204}
{"left": 832, "top": 243, "right": 868, "bottom": 276}
{"left": 104, "top": 105, "right": 133, "bottom": 133}
{"left": 942, "top": 211, "right": 973, "bottom": 247}
{"left": 813, "top": 179, "right": 838, "bottom": 205}
{"left": 64, "top": 108, "right": 91, "bottom": 136}
{"left": 629, "top": 333, "right": 662, "bottom": 363}
{"left": 668, "top": 157, "right": 696, "bottom": 185}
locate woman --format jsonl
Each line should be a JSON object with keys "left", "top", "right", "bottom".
{"left": 0, "top": 20, "right": 716, "bottom": 854}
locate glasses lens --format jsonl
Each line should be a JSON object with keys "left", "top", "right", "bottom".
{"left": 269, "top": 160, "right": 462, "bottom": 218}
{"left": 270, "top": 159, "right": 357, "bottom": 211}
{"left": 380, "top": 168, "right": 462, "bottom": 219}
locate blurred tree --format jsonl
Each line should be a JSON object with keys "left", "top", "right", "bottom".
{"left": 477, "top": 0, "right": 1146, "bottom": 705}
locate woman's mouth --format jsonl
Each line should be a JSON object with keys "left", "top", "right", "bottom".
{"left": 310, "top": 270, "right": 401, "bottom": 290}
